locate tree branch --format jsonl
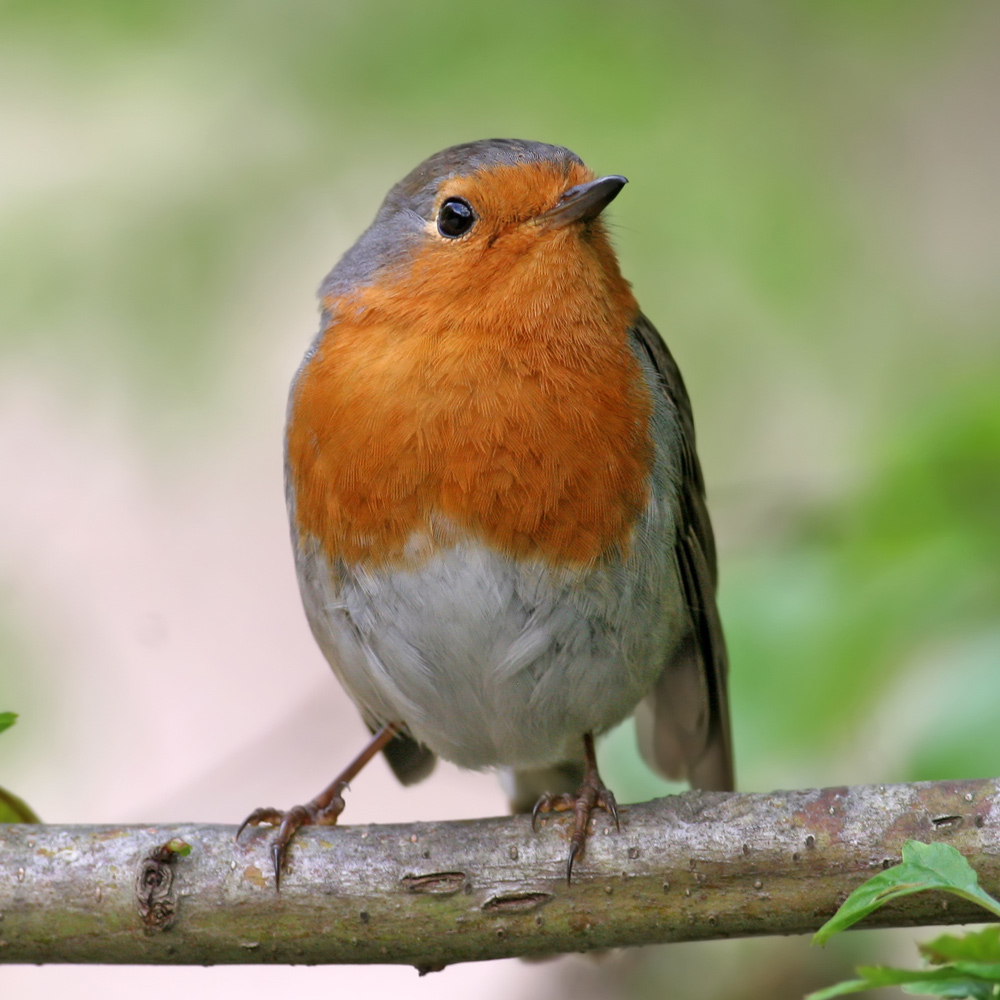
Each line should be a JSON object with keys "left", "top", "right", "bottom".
{"left": 1, "top": 777, "right": 997, "bottom": 969}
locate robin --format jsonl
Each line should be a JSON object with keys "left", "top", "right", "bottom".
{"left": 239, "top": 138, "right": 733, "bottom": 887}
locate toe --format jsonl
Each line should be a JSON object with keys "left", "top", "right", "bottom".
{"left": 235, "top": 806, "right": 283, "bottom": 841}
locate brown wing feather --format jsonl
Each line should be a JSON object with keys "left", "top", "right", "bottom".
{"left": 632, "top": 314, "right": 735, "bottom": 792}
{"left": 378, "top": 728, "right": 436, "bottom": 786}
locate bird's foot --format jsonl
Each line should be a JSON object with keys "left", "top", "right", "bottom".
{"left": 531, "top": 734, "right": 619, "bottom": 884}
{"left": 235, "top": 722, "right": 399, "bottom": 890}
{"left": 236, "top": 784, "right": 348, "bottom": 889}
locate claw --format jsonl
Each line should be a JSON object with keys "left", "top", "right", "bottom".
{"left": 567, "top": 841, "right": 580, "bottom": 885}
{"left": 235, "top": 806, "right": 281, "bottom": 842}
{"left": 603, "top": 790, "right": 621, "bottom": 833}
{"left": 530, "top": 732, "right": 620, "bottom": 884}
{"left": 271, "top": 842, "right": 286, "bottom": 891}
{"left": 531, "top": 794, "right": 549, "bottom": 832}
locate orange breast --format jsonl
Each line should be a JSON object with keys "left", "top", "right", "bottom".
{"left": 287, "top": 217, "right": 651, "bottom": 569}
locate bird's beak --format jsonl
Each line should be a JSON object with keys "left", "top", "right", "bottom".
{"left": 538, "top": 174, "right": 628, "bottom": 227}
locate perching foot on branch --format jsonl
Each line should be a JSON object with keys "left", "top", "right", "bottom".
{"left": 236, "top": 722, "right": 399, "bottom": 888}
{"left": 532, "top": 731, "right": 621, "bottom": 884}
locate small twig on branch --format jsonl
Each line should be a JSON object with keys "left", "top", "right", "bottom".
{"left": 1, "top": 778, "right": 997, "bottom": 970}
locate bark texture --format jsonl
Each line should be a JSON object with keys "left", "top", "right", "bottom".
{"left": 1, "top": 778, "right": 997, "bottom": 969}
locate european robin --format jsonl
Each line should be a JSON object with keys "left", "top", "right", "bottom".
{"left": 239, "top": 138, "right": 734, "bottom": 886}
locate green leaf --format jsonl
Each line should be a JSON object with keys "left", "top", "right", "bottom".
{"left": 901, "top": 982, "right": 1000, "bottom": 999}
{"left": 0, "top": 785, "right": 41, "bottom": 823}
{"left": 947, "top": 965, "right": 1000, "bottom": 984}
{"left": 806, "top": 978, "right": 874, "bottom": 999}
{"left": 0, "top": 712, "right": 40, "bottom": 822}
{"left": 814, "top": 841, "right": 1000, "bottom": 945}
{"left": 807, "top": 964, "right": 1000, "bottom": 1000}
{"left": 921, "top": 928, "right": 1000, "bottom": 966}
{"left": 922, "top": 929, "right": 1000, "bottom": 984}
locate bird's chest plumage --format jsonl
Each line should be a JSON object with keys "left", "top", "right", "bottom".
{"left": 287, "top": 301, "right": 654, "bottom": 568}
{"left": 285, "top": 283, "right": 680, "bottom": 767}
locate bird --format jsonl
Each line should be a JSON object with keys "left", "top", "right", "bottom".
{"left": 238, "top": 138, "right": 733, "bottom": 887}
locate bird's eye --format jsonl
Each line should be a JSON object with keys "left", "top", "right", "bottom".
{"left": 437, "top": 198, "right": 476, "bottom": 238}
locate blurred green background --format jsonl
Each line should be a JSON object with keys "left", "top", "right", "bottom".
{"left": 1, "top": 1, "right": 998, "bottom": 998}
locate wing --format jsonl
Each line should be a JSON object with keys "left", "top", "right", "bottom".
{"left": 632, "top": 313, "right": 735, "bottom": 792}
{"left": 376, "top": 726, "right": 437, "bottom": 786}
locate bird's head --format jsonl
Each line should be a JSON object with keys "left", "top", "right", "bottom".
{"left": 322, "top": 139, "right": 633, "bottom": 334}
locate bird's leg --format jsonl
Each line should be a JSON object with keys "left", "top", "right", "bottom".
{"left": 531, "top": 732, "right": 620, "bottom": 884}
{"left": 237, "top": 722, "right": 400, "bottom": 889}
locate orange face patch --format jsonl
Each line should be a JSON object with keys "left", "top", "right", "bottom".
{"left": 288, "top": 161, "right": 652, "bottom": 569}
{"left": 438, "top": 160, "right": 596, "bottom": 229}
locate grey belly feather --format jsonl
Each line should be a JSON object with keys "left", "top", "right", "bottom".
{"left": 295, "top": 506, "right": 685, "bottom": 770}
